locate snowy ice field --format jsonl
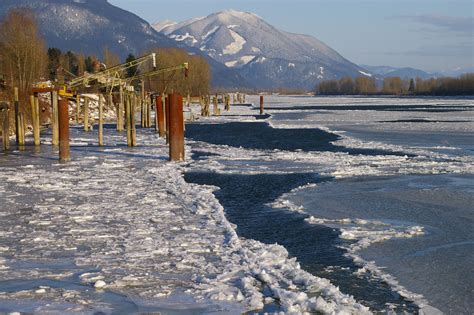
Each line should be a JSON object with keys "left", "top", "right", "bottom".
{"left": 0, "top": 95, "right": 473, "bottom": 314}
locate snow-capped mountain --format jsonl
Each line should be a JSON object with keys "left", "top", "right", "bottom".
{"left": 0, "top": 0, "right": 176, "bottom": 59}
{"left": 0, "top": 0, "right": 247, "bottom": 89}
{"left": 155, "top": 10, "right": 368, "bottom": 89}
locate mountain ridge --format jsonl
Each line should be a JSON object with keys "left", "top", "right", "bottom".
{"left": 0, "top": 0, "right": 248, "bottom": 89}
{"left": 154, "top": 10, "right": 369, "bottom": 89}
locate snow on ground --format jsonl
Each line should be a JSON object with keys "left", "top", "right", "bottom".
{"left": 0, "top": 121, "right": 369, "bottom": 313}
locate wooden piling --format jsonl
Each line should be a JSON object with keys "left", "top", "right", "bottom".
{"left": 30, "top": 94, "right": 40, "bottom": 146}
{"left": 165, "top": 94, "right": 170, "bottom": 143}
{"left": 156, "top": 95, "right": 166, "bottom": 138}
{"left": 14, "top": 88, "right": 20, "bottom": 145}
{"left": 1, "top": 102, "right": 10, "bottom": 151}
{"left": 98, "top": 94, "right": 104, "bottom": 146}
{"left": 118, "top": 82, "right": 124, "bottom": 131}
{"left": 260, "top": 95, "right": 264, "bottom": 115}
{"left": 52, "top": 91, "right": 59, "bottom": 146}
{"left": 225, "top": 94, "right": 230, "bottom": 111}
{"left": 146, "top": 96, "right": 151, "bottom": 127}
{"left": 169, "top": 93, "right": 184, "bottom": 161}
{"left": 213, "top": 96, "right": 220, "bottom": 116}
{"left": 18, "top": 113, "right": 25, "bottom": 148}
{"left": 76, "top": 94, "right": 80, "bottom": 123}
{"left": 58, "top": 97, "right": 70, "bottom": 162}
{"left": 131, "top": 93, "right": 136, "bottom": 146}
{"left": 125, "top": 93, "right": 132, "bottom": 147}
{"left": 83, "top": 96, "right": 89, "bottom": 131}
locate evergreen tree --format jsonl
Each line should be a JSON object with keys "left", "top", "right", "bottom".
{"left": 126, "top": 53, "right": 139, "bottom": 77}
{"left": 47, "top": 47, "right": 62, "bottom": 81}
{"left": 408, "top": 78, "right": 415, "bottom": 94}
{"left": 85, "top": 56, "right": 94, "bottom": 73}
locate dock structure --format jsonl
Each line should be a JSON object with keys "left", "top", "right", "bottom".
{"left": 0, "top": 54, "right": 254, "bottom": 162}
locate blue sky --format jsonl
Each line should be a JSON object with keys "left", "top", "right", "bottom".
{"left": 109, "top": 0, "right": 473, "bottom": 72}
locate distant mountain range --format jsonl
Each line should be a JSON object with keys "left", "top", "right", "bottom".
{"left": 154, "top": 10, "right": 369, "bottom": 90}
{"left": 1, "top": 1, "right": 469, "bottom": 90}
{"left": 361, "top": 65, "right": 474, "bottom": 80}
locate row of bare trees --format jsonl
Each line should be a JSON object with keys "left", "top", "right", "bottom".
{"left": 317, "top": 74, "right": 474, "bottom": 96}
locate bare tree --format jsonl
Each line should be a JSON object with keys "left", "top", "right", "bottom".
{"left": 103, "top": 46, "right": 120, "bottom": 68}
{"left": 0, "top": 9, "right": 47, "bottom": 96}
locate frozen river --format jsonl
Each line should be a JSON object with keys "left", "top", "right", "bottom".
{"left": 186, "top": 95, "right": 474, "bottom": 313}
{"left": 0, "top": 95, "right": 473, "bottom": 313}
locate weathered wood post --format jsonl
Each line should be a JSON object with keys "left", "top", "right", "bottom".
{"left": 30, "top": 94, "right": 40, "bottom": 146}
{"left": 18, "top": 113, "right": 25, "bottom": 148}
{"left": 225, "top": 94, "right": 230, "bottom": 111}
{"left": 13, "top": 88, "right": 25, "bottom": 147}
{"left": 125, "top": 93, "right": 132, "bottom": 147}
{"left": 187, "top": 94, "right": 191, "bottom": 107}
{"left": 83, "top": 96, "right": 89, "bottom": 131}
{"left": 51, "top": 90, "right": 59, "bottom": 146}
{"left": 1, "top": 102, "right": 10, "bottom": 151}
{"left": 260, "top": 95, "right": 264, "bottom": 115}
{"left": 156, "top": 95, "right": 166, "bottom": 138}
{"left": 118, "top": 82, "right": 124, "bottom": 131}
{"left": 213, "top": 96, "right": 220, "bottom": 116}
{"left": 165, "top": 94, "right": 170, "bottom": 143}
{"left": 76, "top": 94, "right": 80, "bottom": 123}
{"left": 146, "top": 95, "right": 151, "bottom": 127}
{"left": 200, "top": 95, "right": 205, "bottom": 116}
{"left": 169, "top": 93, "right": 184, "bottom": 161}
{"left": 98, "top": 94, "right": 104, "bottom": 146}
{"left": 14, "top": 88, "right": 20, "bottom": 145}
{"left": 131, "top": 93, "right": 137, "bottom": 146}
{"left": 140, "top": 95, "right": 145, "bottom": 128}
{"left": 58, "top": 97, "right": 70, "bottom": 162}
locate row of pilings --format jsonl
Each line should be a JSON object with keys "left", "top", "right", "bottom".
{"left": 1, "top": 88, "right": 257, "bottom": 163}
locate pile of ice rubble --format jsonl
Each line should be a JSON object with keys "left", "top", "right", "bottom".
{"left": 0, "top": 130, "right": 369, "bottom": 314}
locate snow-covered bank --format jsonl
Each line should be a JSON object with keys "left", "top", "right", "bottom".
{"left": 0, "top": 126, "right": 369, "bottom": 313}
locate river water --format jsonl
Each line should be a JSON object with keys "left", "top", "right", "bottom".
{"left": 185, "top": 95, "right": 474, "bottom": 314}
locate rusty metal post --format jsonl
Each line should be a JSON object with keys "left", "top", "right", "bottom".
{"left": 83, "top": 96, "right": 89, "bottom": 131}
{"left": 169, "top": 93, "right": 184, "bottom": 161}
{"left": 98, "top": 94, "right": 104, "bottom": 146}
{"left": 1, "top": 102, "right": 10, "bottom": 151}
{"left": 58, "top": 97, "right": 70, "bottom": 162}
{"left": 260, "top": 95, "right": 264, "bottom": 115}
{"left": 165, "top": 95, "right": 170, "bottom": 143}
{"left": 52, "top": 91, "right": 59, "bottom": 146}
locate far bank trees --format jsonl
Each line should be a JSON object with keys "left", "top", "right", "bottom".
{"left": 317, "top": 74, "right": 474, "bottom": 96}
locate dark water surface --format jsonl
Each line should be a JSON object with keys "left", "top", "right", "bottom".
{"left": 185, "top": 122, "right": 419, "bottom": 312}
